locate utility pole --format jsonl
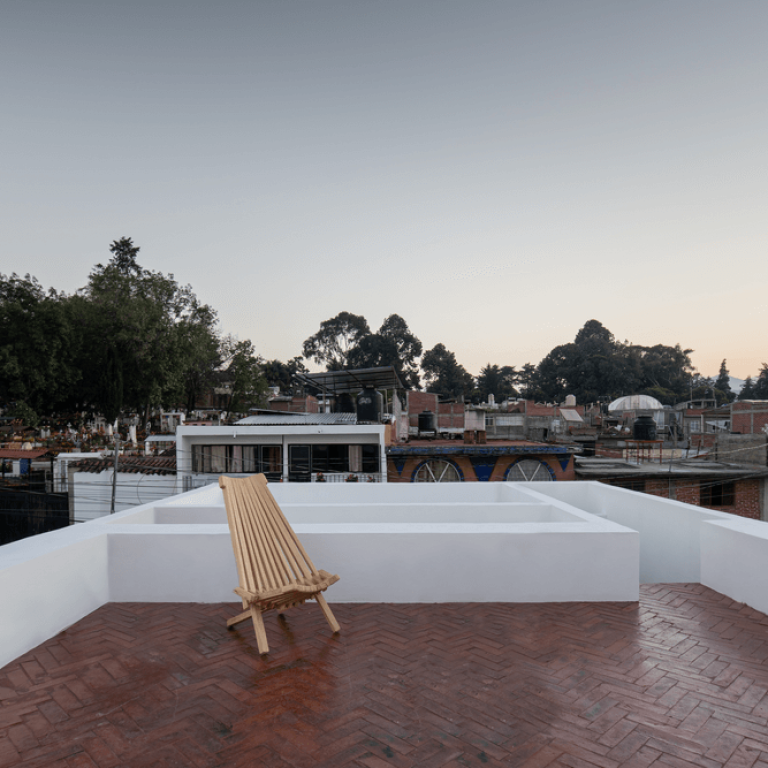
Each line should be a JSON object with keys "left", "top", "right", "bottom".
{"left": 110, "top": 436, "right": 120, "bottom": 515}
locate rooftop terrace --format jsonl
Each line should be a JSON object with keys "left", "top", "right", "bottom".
{"left": 4, "top": 585, "right": 768, "bottom": 767}
{"left": 3, "top": 481, "right": 768, "bottom": 766}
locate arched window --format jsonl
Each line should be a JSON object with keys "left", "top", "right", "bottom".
{"left": 505, "top": 458, "right": 555, "bottom": 482}
{"left": 412, "top": 459, "right": 463, "bottom": 482}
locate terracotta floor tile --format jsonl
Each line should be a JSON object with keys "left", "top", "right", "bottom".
{"left": 4, "top": 587, "right": 768, "bottom": 766}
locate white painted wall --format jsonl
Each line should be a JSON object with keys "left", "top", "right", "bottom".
{"left": 521, "top": 483, "right": 733, "bottom": 584}
{"left": 72, "top": 470, "right": 181, "bottom": 521}
{"left": 701, "top": 518, "right": 768, "bottom": 615}
{"left": 0, "top": 526, "right": 108, "bottom": 669}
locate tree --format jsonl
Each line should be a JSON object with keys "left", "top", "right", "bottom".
{"left": 421, "top": 343, "right": 474, "bottom": 400}
{"left": 632, "top": 343, "right": 694, "bottom": 404}
{"left": 739, "top": 376, "right": 756, "bottom": 400}
{"left": 302, "top": 312, "right": 371, "bottom": 370}
{"left": 219, "top": 339, "right": 268, "bottom": 417}
{"left": 752, "top": 364, "right": 768, "bottom": 400}
{"left": 0, "top": 273, "right": 82, "bottom": 422}
{"left": 176, "top": 303, "right": 222, "bottom": 413}
{"left": 76, "top": 238, "right": 217, "bottom": 422}
{"left": 712, "top": 359, "right": 734, "bottom": 403}
{"left": 377, "top": 314, "right": 422, "bottom": 388}
{"left": 476, "top": 364, "right": 518, "bottom": 401}
{"left": 261, "top": 357, "right": 309, "bottom": 395}
{"left": 345, "top": 314, "right": 423, "bottom": 388}
{"left": 517, "top": 363, "right": 541, "bottom": 400}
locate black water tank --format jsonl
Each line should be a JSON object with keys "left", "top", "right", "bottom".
{"left": 356, "top": 386, "right": 382, "bottom": 423}
{"left": 418, "top": 410, "right": 436, "bottom": 434}
{"left": 633, "top": 415, "right": 657, "bottom": 441}
{"left": 336, "top": 393, "right": 355, "bottom": 413}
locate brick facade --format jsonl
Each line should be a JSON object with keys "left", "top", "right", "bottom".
{"left": 387, "top": 452, "right": 574, "bottom": 483}
{"left": 732, "top": 401, "right": 768, "bottom": 435}
{"left": 626, "top": 477, "right": 763, "bottom": 520}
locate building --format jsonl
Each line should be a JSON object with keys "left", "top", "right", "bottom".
{"left": 176, "top": 415, "right": 389, "bottom": 488}
{"left": 66, "top": 455, "right": 179, "bottom": 521}
{"left": 575, "top": 455, "right": 768, "bottom": 520}
{"left": 388, "top": 439, "right": 575, "bottom": 482}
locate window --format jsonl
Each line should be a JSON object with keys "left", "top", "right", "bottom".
{"left": 700, "top": 481, "right": 735, "bottom": 507}
{"left": 412, "top": 459, "right": 463, "bottom": 482}
{"left": 192, "top": 445, "right": 282, "bottom": 480}
{"left": 288, "top": 444, "right": 380, "bottom": 481}
{"left": 505, "top": 459, "right": 554, "bottom": 482}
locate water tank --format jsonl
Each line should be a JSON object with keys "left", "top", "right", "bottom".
{"left": 356, "top": 386, "right": 383, "bottom": 423}
{"left": 633, "top": 416, "right": 657, "bottom": 441}
{"left": 336, "top": 393, "right": 355, "bottom": 413}
{"left": 564, "top": 394, "right": 576, "bottom": 407}
{"left": 418, "top": 410, "right": 436, "bottom": 434}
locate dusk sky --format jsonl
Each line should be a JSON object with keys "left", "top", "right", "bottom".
{"left": 3, "top": 1, "right": 767, "bottom": 380}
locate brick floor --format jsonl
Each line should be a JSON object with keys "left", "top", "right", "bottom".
{"left": 2, "top": 585, "right": 768, "bottom": 767}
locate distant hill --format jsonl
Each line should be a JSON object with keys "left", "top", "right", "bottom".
{"left": 729, "top": 376, "right": 745, "bottom": 394}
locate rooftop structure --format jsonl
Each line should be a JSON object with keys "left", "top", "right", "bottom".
{"left": 608, "top": 394, "right": 664, "bottom": 412}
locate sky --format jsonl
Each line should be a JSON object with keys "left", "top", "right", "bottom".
{"left": 2, "top": 1, "right": 767, "bottom": 380}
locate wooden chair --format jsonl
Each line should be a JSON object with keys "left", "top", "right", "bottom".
{"left": 218, "top": 473, "right": 340, "bottom": 654}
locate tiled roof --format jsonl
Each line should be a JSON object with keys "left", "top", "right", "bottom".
{"left": 0, "top": 448, "right": 51, "bottom": 460}
{"left": 68, "top": 456, "right": 177, "bottom": 475}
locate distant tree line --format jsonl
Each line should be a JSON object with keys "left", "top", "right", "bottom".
{"left": 1, "top": 240, "right": 761, "bottom": 426}
{"left": 0, "top": 238, "right": 267, "bottom": 426}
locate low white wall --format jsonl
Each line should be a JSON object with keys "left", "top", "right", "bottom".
{"left": 0, "top": 526, "right": 108, "bottom": 669}
{"left": 4, "top": 480, "right": 768, "bottom": 671}
{"left": 100, "top": 520, "right": 637, "bottom": 604}
{"left": 108, "top": 528, "right": 238, "bottom": 602}
{"left": 523, "top": 483, "right": 733, "bottom": 583}
{"left": 701, "top": 518, "right": 768, "bottom": 615}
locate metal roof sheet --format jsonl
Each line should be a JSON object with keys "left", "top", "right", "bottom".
{"left": 295, "top": 366, "right": 404, "bottom": 395}
{"left": 235, "top": 413, "right": 358, "bottom": 426}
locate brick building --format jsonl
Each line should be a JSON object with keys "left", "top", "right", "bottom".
{"left": 731, "top": 401, "right": 768, "bottom": 435}
{"left": 575, "top": 456, "right": 768, "bottom": 520}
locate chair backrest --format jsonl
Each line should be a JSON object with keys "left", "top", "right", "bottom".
{"left": 219, "top": 474, "right": 319, "bottom": 596}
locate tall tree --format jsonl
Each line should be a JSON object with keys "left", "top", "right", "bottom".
{"left": 0, "top": 273, "right": 81, "bottom": 422}
{"left": 262, "top": 357, "right": 309, "bottom": 395}
{"left": 739, "top": 376, "right": 756, "bottom": 400}
{"left": 476, "top": 364, "right": 518, "bottom": 401}
{"left": 714, "top": 360, "right": 734, "bottom": 403}
{"left": 421, "top": 343, "right": 474, "bottom": 400}
{"left": 346, "top": 314, "right": 423, "bottom": 387}
{"left": 302, "top": 312, "right": 371, "bottom": 370}
{"left": 77, "top": 238, "right": 217, "bottom": 422}
{"left": 752, "top": 364, "right": 768, "bottom": 400}
{"left": 219, "top": 339, "right": 268, "bottom": 418}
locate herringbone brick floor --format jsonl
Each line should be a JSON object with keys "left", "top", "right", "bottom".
{"left": 3, "top": 586, "right": 768, "bottom": 767}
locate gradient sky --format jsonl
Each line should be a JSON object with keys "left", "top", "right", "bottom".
{"left": 3, "top": 1, "right": 767, "bottom": 380}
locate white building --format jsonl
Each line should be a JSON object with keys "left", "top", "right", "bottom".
{"left": 176, "top": 414, "right": 388, "bottom": 489}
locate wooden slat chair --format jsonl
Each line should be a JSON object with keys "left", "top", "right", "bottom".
{"left": 219, "top": 473, "right": 340, "bottom": 654}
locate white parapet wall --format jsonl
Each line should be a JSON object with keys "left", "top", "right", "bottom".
{"left": 700, "top": 517, "right": 768, "bottom": 616}
{"left": 1, "top": 480, "right": 767, "bottom": 670}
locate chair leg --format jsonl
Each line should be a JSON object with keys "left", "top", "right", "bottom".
{"left": 315, "top": 594, "right": 340, "bottom": 634}
{"left": 227, "top": 608, "right": 252, "bottom": 629}
{"left": 250, "top": 606, "right": 270, "bottom": 654}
